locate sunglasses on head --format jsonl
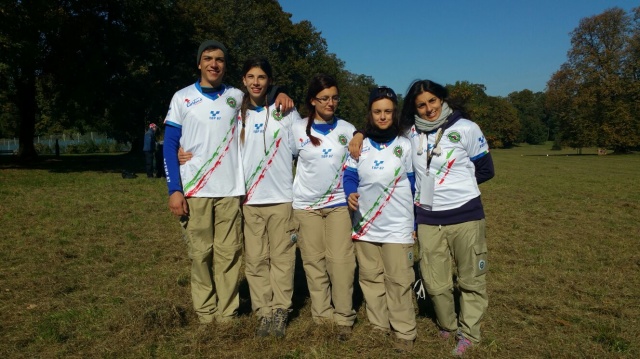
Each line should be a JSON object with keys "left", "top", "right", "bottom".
{"left": 369, "top": 86, "right": 397, "bottom": 104}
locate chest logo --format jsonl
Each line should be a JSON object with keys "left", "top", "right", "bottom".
{"left": 272, "top": 109, "right": 283, "bottom": 121}
{"left": 338, "top": 134, "right": 348, "bottom": 146}
{"left": 448, "top": 131, "right": 461, "bottom": 143}
{"left": 209, "top": 110, "right": 221, "bottom": 120}
{"left": 322, "top": 148, "right": 333, "bottom": 158}
{"left": 226, "top": 97, "right": 237, "bottom": 108}
{"left": 393, "top": 145, "right": 403, "bottom": 158}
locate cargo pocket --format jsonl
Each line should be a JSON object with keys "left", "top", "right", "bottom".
{"left": 287, "top": 218, "right": 300, "bottom": 245}
{"left": 473, "top": 243, "right": 488, "bottom": 277}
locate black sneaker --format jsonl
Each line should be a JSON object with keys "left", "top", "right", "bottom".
{"left": 271, "top": 308, "right": 288, "bottom": 338}
{"left": 256, "top": 316, "right": 272, "bottom": 337}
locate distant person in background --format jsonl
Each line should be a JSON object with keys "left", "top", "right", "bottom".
{"left": 343, "top": 86, "right": 417, "bottom": 351}
{"left": 143, "top": 123, "right": 157, "bottom": 178}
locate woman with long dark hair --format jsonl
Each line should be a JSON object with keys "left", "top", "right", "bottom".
{"left": 343, "top": 86, "right": 417, "bottom": 351}
{"left": 292, "top": 74, "right": 356, "bottom": 340}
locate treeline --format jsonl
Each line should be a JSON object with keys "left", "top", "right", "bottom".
{"left": 0, "top": 2, "right": 638, "bottom": 159}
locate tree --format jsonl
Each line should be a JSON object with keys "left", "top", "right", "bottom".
{"left": 448, "top": 81, "right": 520, "bottom": 148}
{"left": 0, "top": 0, "right": 397, "bottom": 159}
{"left": 508, "top": 90, "right": 549, "bottom": 145}
{"left": 546, "top": 7, "right": 640, "bottom": 153}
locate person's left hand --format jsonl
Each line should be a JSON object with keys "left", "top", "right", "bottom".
{"left": 348, "top": 193, "right": 360, "bottom": 211}
{"left": 178, "top": 147, "right": 193, "bottom": 165}
{"left": 348, "top": 133, "right": 364, "bottom": 160}
{"left": 275, "top": 93, "right": 294, "bottom": 113}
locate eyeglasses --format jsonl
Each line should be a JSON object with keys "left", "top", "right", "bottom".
{"left": 314, "top": 95, "right": 340, "bottom": 104}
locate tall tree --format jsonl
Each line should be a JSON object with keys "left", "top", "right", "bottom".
{"left": 547, "top": 7, "right": 640, "bottom": 152}
{"left": 0, "top": 0, "right": 390, "bottom": 159}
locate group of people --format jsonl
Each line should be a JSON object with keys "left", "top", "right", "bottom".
{"left": 162, "top": 39, "right": 494, "bottom": 357}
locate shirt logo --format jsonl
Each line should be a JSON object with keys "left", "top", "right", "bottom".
{"left": 226, "top": 97, "right": 237, "bottom": 108}
{"left": 321, "top": 148, "right": 333, "bottom": 158}
{"left": 209, "top": 110, "right": 221, "bottom": 120}
{"left": 372, "top": 160, "right": 384, "bottom": 170}
{"left": 253, "top": 123, "right": 264, "bottom": 133}
{"left": 185, "top": 97, "right": 203, "bottom": 107}
{"left": 448, "top": 131, "right": 461, "bottom": 143}
{"left": 299, "top": 137, "right": 310, "bottom": 147}
{"left": 478, "top": 136, "right": 487, "bottom": 148}
{"left": 393, "top": 145, "right": 403, "bottom": 158}
{"left": 338, "top": 134, "right": 348, "bottom": 146}
{"left": 272, "top": 109, "right": 283, "bottom": 121}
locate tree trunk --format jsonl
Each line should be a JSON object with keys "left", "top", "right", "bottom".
{"left": 15, "top": 74, "right": 38, "bottom": 161}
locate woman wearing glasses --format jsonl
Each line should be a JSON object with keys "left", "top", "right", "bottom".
{"left": 351, "top": 80, "right": 494, "bottom": 356}
{"left": 292, "top": 73, "right": 356, "bottom": 339}
{"left": 178, "top": 57, "right": 300, "bottom": 338}
{"left": 343, "top": 86, "right": 417, "bottom": 351}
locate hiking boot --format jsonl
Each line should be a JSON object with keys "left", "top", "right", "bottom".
{"left": 272, "top": 308, "right": 288, "bottom": 338}
{"left": 255, "top": 315, "right": 272, "bottom": 338}
{"left": 452, "top": 334, "right": 473, "bottom": 356}
{"left": 337, "top": 325, "right": 352, "bottom": 341}
{"left": 394, "top": 337, "right": 415, "bottom": 352}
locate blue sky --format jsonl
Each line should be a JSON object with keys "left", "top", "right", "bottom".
{"left": 277, "top": 0, "right": 638, "bottom": 97}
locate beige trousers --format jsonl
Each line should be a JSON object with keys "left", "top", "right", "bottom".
{"left": 418, "top": 219, "right": 488, "bottom": 343}
{"left": 294, "top": 206, "right": 356, "bottom": 327}
{"left": 181, "top": 196, "right": 243, "bottom": 324}
{"left": 243, "top": 203, "right": 297, "bottom": 318}
{"left": 356, "top": 241, "right": 417, "bottom": 340}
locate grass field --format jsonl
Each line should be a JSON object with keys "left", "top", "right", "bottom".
{"left": 1, "top": 144, "right": 639, "bottom": 358}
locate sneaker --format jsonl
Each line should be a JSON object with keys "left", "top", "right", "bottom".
{"left": 452, "top": 335, "right": 473, "bottom": 356}
{"left": 393, "top": 338, "right": 415, "bottom": 352}
{"left": 440, "top": 329, "right": 453, "bottom": 340}
{"left": 256, "top": 316, "right": 272, "bottom": 337}
{"left": 271, "top": 308, "right": 288, "bottom": 338}
{"left": 336, "top": 325, "right": 352, "bottom": 341}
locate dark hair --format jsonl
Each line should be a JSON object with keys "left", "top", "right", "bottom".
{"left": 365, "top": 86, "right": 400, "bottom": 134}
{"left": 304, "top": 74, "right": 338, "bottom": 146}
{"left": 240, "top": 57, "right": 273, "bottom": 144}
{"left": 400, "top": 79, "right": 468, "bottom": 132}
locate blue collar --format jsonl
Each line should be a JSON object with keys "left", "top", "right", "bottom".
{"left": 311, "top": 118, "right": 338, "bottom": 135}
{"left": 196, "top": 81, "right": 226, "bottom": 100}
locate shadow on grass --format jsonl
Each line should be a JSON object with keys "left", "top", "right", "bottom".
{"left": 0, "top": 152, "right": 145, "bottom": 174}
{"left": 522, "top": 153, "right": 598, "bottom": 157}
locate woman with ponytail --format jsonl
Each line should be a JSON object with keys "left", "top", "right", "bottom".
{"left": 291, "top": 74, "right": 356, "bottom": 339}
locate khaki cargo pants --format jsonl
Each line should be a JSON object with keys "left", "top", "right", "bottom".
{"left": 294, "top": 206, "right": 356, "bottom": 327}
{"left": 181, "top": 196, "right": 243, "bottom": 324}
{"left": 356, "top": 241, "right": 417, "bottom": 341}
{"left": 418, "top": 219, "right": 488, "bottom": 343}
{"left": 243, "top": 203, "right": 297, "bottom": 318}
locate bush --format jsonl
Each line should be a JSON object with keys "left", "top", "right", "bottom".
{"left": 35, "top": 143, "right": 53, "bottom": 155}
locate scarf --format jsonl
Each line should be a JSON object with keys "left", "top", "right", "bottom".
{"left": 414, "top": 102, "right": 452, "bottom": 132}
{"left": 367, "top": 126, "right": 398, "bottom": 144}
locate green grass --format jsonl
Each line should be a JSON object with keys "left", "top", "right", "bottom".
{"left": 1, "top": 146, "right": 639, "bottom": 358}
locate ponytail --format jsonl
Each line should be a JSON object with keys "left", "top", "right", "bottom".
{"left": 306, "top": 117, "right": 321, "bottom": 146}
